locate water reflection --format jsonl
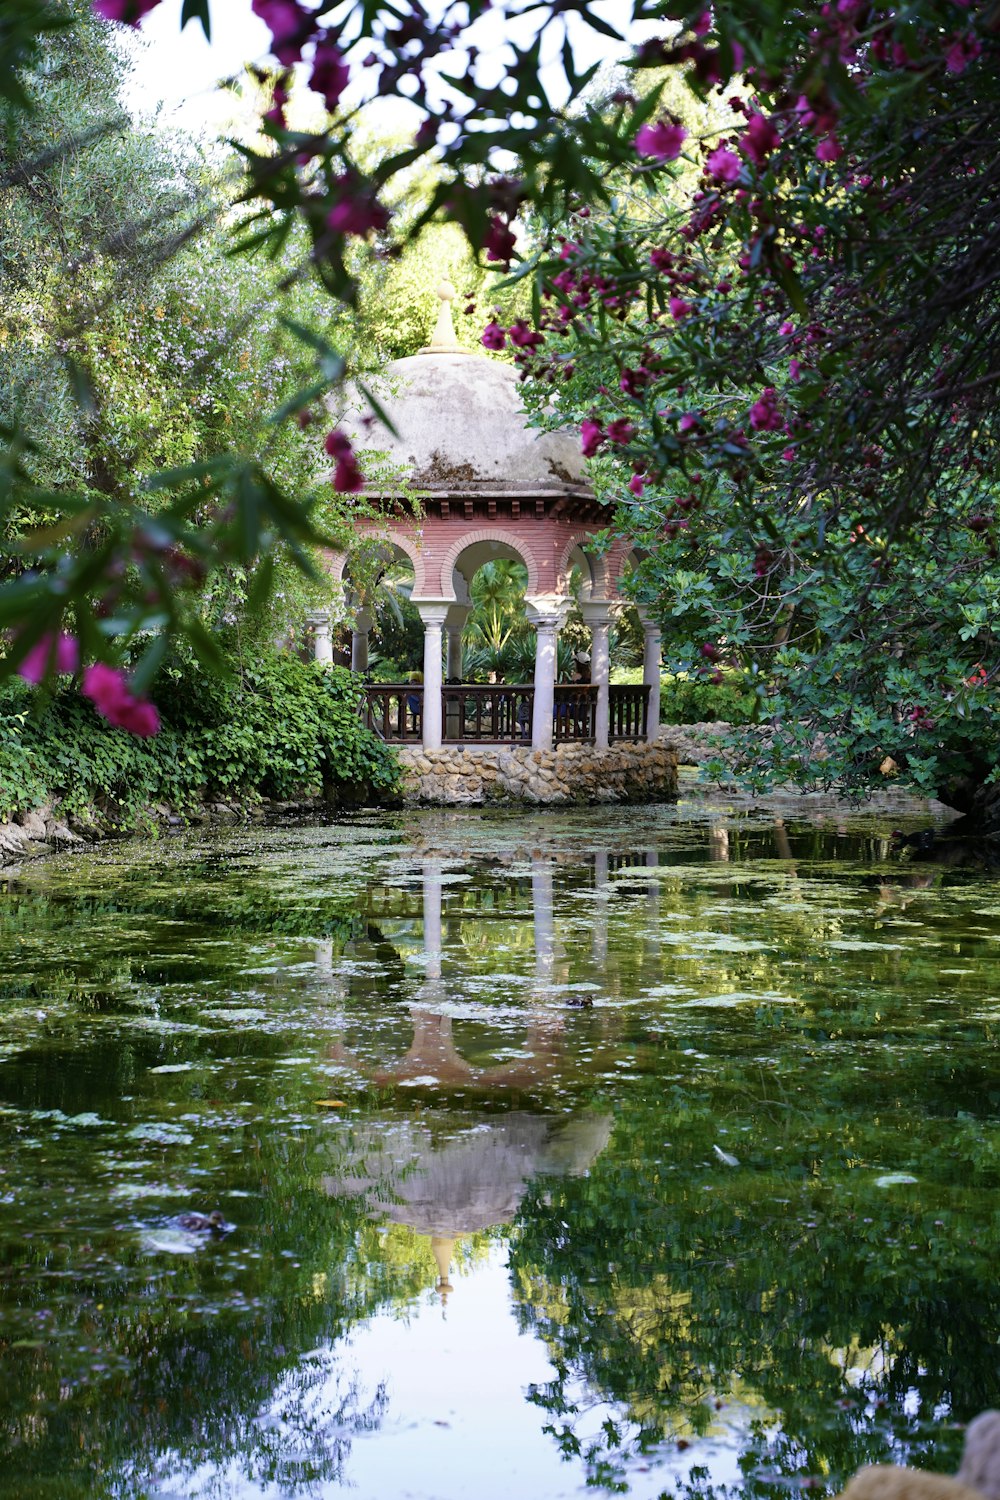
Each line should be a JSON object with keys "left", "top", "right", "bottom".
{"left": 0, "top": 799, "right": 997, "bottom": 1500}
{"left": 320, "top": 849, "right": 622, "bottom": 1302}
{"left": 327, "top": 1111, "right": 611, "bottom": 1299}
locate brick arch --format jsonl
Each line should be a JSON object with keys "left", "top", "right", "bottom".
{"left": 556, "top": 532, "right": 610, "bottom": 597}
{"left": 604, "top": 538, "right": 646, "bottom": 600}
{"left": 329, "top": 529, "right": 427, "bottom": 596}
{"left": 436, "top": 527, "right": 541, "bottom": 599}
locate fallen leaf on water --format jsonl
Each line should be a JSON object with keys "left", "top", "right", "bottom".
{"left": 315, "top": 1100, "right": 346, "bottom": 1109}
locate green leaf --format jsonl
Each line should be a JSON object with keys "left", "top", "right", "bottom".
{"left": 280, "top": 316, "right": 346, "bottom": 384}
{"left": 356, "top": 381, "right": 400, "bottom": 440}
{"left": 179, "top": 0, "right": 211, "bottom": 41}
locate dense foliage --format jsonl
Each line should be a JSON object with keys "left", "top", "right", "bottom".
{"left": 3, "top": 0, "right": 1000, "bottom": 817}
{"left": 0, "top": 643, "right": 400, "bottom": 821}
{"left": 508, "top": 4, "right": 1000, "bottom": 813}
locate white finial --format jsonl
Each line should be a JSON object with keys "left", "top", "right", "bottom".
{"left": 417, "top": 277, "right": 470, "bottom": 355}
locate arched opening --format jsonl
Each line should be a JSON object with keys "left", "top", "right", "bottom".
{"left": 340, "top": 543, "right": 422, "bottom": 681}
{"left": 612, "top": 548, "right": 661, "bottom": 742}
{"left": 455, "top": 553, "right": 531, "bottom": 686}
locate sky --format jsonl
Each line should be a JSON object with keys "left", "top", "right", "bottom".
{"left": 120, "top": 0, "right": 659, "bottom": 141}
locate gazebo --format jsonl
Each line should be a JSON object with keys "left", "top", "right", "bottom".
{"left": 310, "top": 283, "right": 663, "bottom": 758}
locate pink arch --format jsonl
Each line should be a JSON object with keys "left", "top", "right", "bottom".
{"left": 556, "top": 532, "right": 610, "bottom": 597}
{"left": 604, "top": 539, "right": 646, "bottom": 600}
{"left": 437, "top": 527, "right": 541, "bottom": 598}
{"left": 330, "top": 527, "right": 427, "bottom": 596}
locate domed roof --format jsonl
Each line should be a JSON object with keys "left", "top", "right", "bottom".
{"left": 333, "top": 284, "right": 589, "bottom": 495}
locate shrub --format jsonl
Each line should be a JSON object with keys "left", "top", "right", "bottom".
{"left": 0, "top": 647, "right": 400, "bottom": 824}
{"left": 611, "top": 669, "right": 758, "bottom": 725}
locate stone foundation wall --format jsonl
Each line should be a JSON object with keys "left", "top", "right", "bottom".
{"left": 396, "top": 741, "right": 678, "bottom": 805}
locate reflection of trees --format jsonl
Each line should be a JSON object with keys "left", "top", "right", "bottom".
{"left": 5, "top": 809, "right": 998, "bottom": 1497}
{"left": 509, "top": 1068, "right": 1000, "bottom": 1493}
{"left": 0, "top": 1121, "right": 447, "bottom": 1498}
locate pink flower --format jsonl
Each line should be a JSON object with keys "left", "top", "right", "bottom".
{"left": 945, "top": 32, "right": 982, "bottom": 73}
{"left": 82, "top": 663, "right": 160, "bottom": 737}
{"left": 796, "top": 94, "right": 839, "bottom": 135}
{"left": 310, "top": 34, "right": 350, "bottom": 110}
{"left": 678, "top": 412, "right": 699, "bottom": 433}
{"left": 326, "top": 179, "right": 390, "bottom": 236}
{"left": 508, "top": 320, "right": 544, "bottom": 350}
{"left": 669, "top": 296, "right": 692, "bottom": 319}
{"left": 18, "top": 632, "right": 79, "bottom": 684}
{"left": 121, "top": 699, "right": 161, "bottom": 737}
{"left": 483, "top": 216, "right": 517, "bottom": 265}
{"left": 628, "top": 474, "right": 646, "bottom": 496}
{"left": 252, "top": 0, "right": 316, "bottom": 66}
{"left": 481, "top": 321, "right": 506, "bottom": 350}
{"left": 741, "top": 113, "right": 780, "bottom": 165}
{"left": 264, "top": 85, "right": 289, "bottom": 128}
{"left": 581, "top": 419, "right": 605, "bottom": 458}
{"left": 816, "top": 134, "right": 843, "bottom": 163}
{"left": 333, "top": 458, "right": 364, "bottom": 493}
{"left": 693, "top": 10, "right": 713, "bottom": 36}
{"left": 779, "top": 320, "right": 795, "bottom": 335}
{"left": 688, "top": 40, "right": 744, "bottom": 86}
{"left": 620, "top": 367, "right": 650, "bottom": 396}
{"left": 706, "top": 145, "right": 741, "bottom": 183}
{"left": 789, "top": 358, "right": 801, "bottom": 381}
{"left": 607, "top": 419, "right": 636, "bottom": 445}
{"left": 324, "top": 430, "right": 364, "bottom": 490}
{"left": 91, "top": 0, "right": 162, "bottom": 23}
{"left": 634, "top": 120, "right": 688, "bottom": 162}
{"left": 749, "top": 388, "right": 782, "bottom": 431}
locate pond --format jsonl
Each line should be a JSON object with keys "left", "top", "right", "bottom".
{"left": 0, "top": 788, "right": 998, "bottom": 1500}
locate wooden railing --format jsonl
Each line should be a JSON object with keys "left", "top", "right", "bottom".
{"left": 553, "top": 685, "right": 597, "bottom": 741}
{"left": 364, "top": 681, "right": 651, "bottom": 743}
{"left": 609, "top": 684, "right": 649, "bottom": 741}
{"left": 363, "top": 684, "right": 423, "bottom": 742}
{"left": 442, "top": 684, "right": 533, "bottom": 742}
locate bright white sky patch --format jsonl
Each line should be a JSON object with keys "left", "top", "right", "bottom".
{"left": 120, "top": 0, "right": 659, "bottom": 140}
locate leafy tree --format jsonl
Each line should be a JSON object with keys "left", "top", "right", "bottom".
{"left": 504, "top": 5, "right": 1000, "bottom": 823}
{"left": 3, "top": 0, "right": 999, "bottom": 813}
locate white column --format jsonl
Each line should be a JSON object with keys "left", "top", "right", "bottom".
{"left": 525, "top": 598, "right": 568, "bottom": 752}
{"left": 444, "top": 604, "right": 471, "bottom": 740}
{"left": 638, "top": 610, "right": 662, "bottom": 743}
{"left": 445, "top": 607, "right": 470, "bottom": 680}
{"left": 414, "top": 600, "right": 450, "bottom": 751}
{"left": 422, "top": 859, "right": 443, "bottom": 981}
{"left": 581, "top": 601, "right": 613, "bottom": 750}
{"left": 351, "top": 607, "right": 374, "bottom": 674}
{"left": 592, "top": 850, "right": 609, "bottom": 968}
{"left": 532, "top": 856, "right": 555, "bottom": 991}
{"left": 308, "top": 612, "right": 334, "bottom": 665}
{"left": 446, "top": 627, "right": 463, "bottom": 681}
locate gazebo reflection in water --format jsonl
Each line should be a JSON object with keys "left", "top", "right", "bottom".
{"left": 313, "top": 840, "right": 670, "bottom": 1299}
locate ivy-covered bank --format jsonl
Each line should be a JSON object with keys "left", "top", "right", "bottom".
{"left": 0, "top": 648, "right": 401, "bottom": 852}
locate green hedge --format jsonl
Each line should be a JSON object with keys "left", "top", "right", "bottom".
{"left": 0, "top": 647, "right": 401, "bottom": 824}
{"left": 612, "top": 669, "right": 759, "bottom": 725}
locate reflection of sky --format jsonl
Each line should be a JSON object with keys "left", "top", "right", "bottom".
{"left": 3, "top": 800, "right": 976, "bottom": 1498}
{"left": 177, "top": 1247, "right": 758, "bottom": 1500}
